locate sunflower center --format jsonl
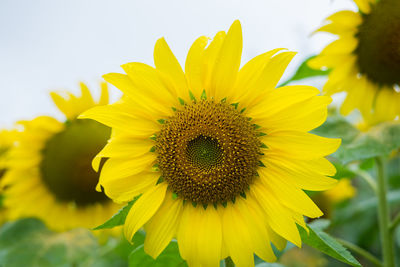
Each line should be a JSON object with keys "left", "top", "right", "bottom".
{"left": 156, "top": 100, "right": 261, "bottom": 205}
{"left": 40, "top": 119, "right": 111, "bottom": 206}
{"left": 186, "top": 135, "right": 223, "bottom": 170}
{"left": 355, "top": 0, "right": 400, "bottom": 87}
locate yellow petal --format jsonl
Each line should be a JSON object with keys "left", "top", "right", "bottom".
{"left": 121, "top": 63, "right": 177, "bottom": 105}
{"left": 79, "top": 82, "right": 95, "bottom": 107}
{"left": 209, "top": 20, "right": 243, "bottom": 102}
{"left": 354, "top": 0, "right": 371, "bottom": 14}
{"left": 320, "top": 35, "right": 358, "bottom": 55}
{"left": 154, "top": 38, "right": 189, "bottom": 101}
{"left": 264, "top": 156, "right": 338, "bottom": 191}
{"left": 326, "top": 10, "right": 362, "bottom": 28}
{"left": 247, "top": 85, "right": 320, "bottom": 119}
{"left": 124, "top": 183, "right": 167, "bottom": 242}
{"left": 98, "top": 82, "right": 109, "bottom": 105}
{"left": 259, "top": 168, "right": 323, "bottom": 218}
{"left": 144, "top": 192, "right": 183, "bottom": 258}
{"left": 271, "top": 96, "right": 330, "bottom": 131}
{"left": 259, "top": 51, "right": 296, "bottom": 90}
{"left": 237, "top": 197, "right": 277, "bottom": 262}
{"left": 292, "top": 212, "right": 309, "bottom": 234}
{"left": 266, "top": 225, "right": 287, "bottom": 251}
{"left": 177, "top": 205, "right": 222, "bottom": 267}
{"left": 307, "top": 54, "right": 350, "bottom": 69}
{"left": 79, "top": 105, "right": 159, "bottom": 137}
{"left": 253, "top": 94, "right": 332, "bottom": 132}
{"left": 231, "top": 48, "right": 285, "bottom": 106}
{"left": 221, "top": 203, "right": 254, "bottom": 267}
{"left": 185, "top": 36, "right": 210, "bottom": 99}
{"left": 177, "top": 204, "right": 200, "bottom": 265}
{"left": 101, "top": 171, "right": 159, "bottom": 203}
{"left": 196, "top": 206, "right": 222, "bottom": 267}
{"left": 251, "top": 181, "right": 302, "bottom": 247}
{"left": 262, "top": 131, "right": 341, "bottom": 160}
{"left": 340, "top": 76, "right": 371, "bottom": 115}
{"left": 314, "top": 23, "right": 357, "bottom": 35}
{"left": 99, "top": 153, "right": 155, "bottom": 183}
{"left": 104, "top": 71, "right": 174, "bottom": 118}
{"left": 236, "top": 51, "right": 296, "bottom": 107}
{"left": 202, "top": 31, "right": 226, "bottom": 96}
{"left": 96, "top": 136, "right": 154, "bottom": 159}
{"left": 50, "top": 92, "right": 74, "bottom": 119}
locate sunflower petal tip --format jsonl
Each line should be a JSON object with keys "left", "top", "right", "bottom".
{"left": 156, "top": 37, "right": 167, "bottom": 46}
{"left": 232, "top": 19, "right": 242, "bottom": 27}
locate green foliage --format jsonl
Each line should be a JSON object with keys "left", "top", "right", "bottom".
{"left": 0, "top": 218, "right": 142, "bottom": 267}
{"left": 94, "top": 196, "right": 140, "bottom": 230}
{"left": 0, "top": 218, "right": 98, "bottom": 267}
{"left": 313, "top": 115, "right": 400, "bottom": 164}
{"left": 279, "top": 55, "right": 330, "bottom": 86}
{"left": 255, "top": 263, "right": 285, "bottom": 267}
{"left": 82, "top": 235, "right": 137, "bottom": 267}
{"left": 332, "top": 162, "right": 356, "bottom": 180}
{"left": 299, "top": 221, "right": 362, "bottom": 267}
{"left": 129, "top": 232, "right": 187, "bottom": 267}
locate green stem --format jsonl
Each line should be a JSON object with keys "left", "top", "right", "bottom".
{"left": 375, "top": 157, "right": 395, "bottom": 267}
{"left": 224, "top": 257, "right": 235, "bottom": 267}
{"left": 389, "top": 212, "right": 400, "bottom": 233}
{"left": 337, "top": 238, "right": 383, "bottom": 267}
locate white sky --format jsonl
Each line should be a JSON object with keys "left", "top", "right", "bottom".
{"left": 0, "top": 0, "right": 355, "bottom": 128}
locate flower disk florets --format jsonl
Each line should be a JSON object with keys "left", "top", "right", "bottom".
{"left": 355, "top": 0, "right": 400, "bottom": 87}
{"left": 156, "top": 99, "right": 261, "bottom": 205}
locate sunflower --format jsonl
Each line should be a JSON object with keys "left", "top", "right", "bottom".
{"left": 0, "top": 130, "right": 15, "bottom": 224}
{"left": 81, "top": 21, "right": 341, "bottom": 266}
{"left": 1, "top": 83, "right": 121, "bottom": 232}
{"left": 309, "top": 0, "right": 400, "bottom": 123}
{"left": 0, "top": 130, "right": 14, "bottom": 178}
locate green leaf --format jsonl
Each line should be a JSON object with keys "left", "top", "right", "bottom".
{"left": 129, "top": 240, "right": 187, "bottom": 267}
{"left": 0, "top": 218, "right": 99, "bottom": 267}
{"left": 313, "top": 115, "right": 400, "bottom": 164}
{"left": 332, "top": 162, "right": 356, "bottom": 180}
{"left": 94, "top": 195, "right": 141, "bottom": 230}
{"left": 299, "top": 221, "right": 362, "bottom": 267}
{"left": 279, "top": 55, "right": 330, "bottom": 87}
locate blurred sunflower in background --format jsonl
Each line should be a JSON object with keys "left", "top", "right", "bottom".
{"left": 1, "top": 83, "right": 121, "bottom": 232}
{"left": 81, "top": 20, "right": 341, "bottom": 266}
{"left": 0, "top": 130, "right": 14, "bottom": 179}
{"left": 309, "top": 0, "right": 400, "bottom": 124}
{"left": 0, "top": 130, "right": 15, "bottom": 224}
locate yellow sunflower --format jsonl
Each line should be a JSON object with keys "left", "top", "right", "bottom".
{"left": 0, "top": 130, "right": 15, "bottom": 224}
{"left": 1, "top": 82, "right": 121, "bottom": 232}
{"left": 0, "top": 130, "right": 14, "bottom": 176}
{"left": 309, "top": 0, "right": 400, "bottom": 123}
{"left": 81, "top": 21, "right": 341, "bottom": 266}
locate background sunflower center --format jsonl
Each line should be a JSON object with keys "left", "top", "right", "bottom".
{"left": 157, "top": 100, "right": 261, "bottom": 205}
{"left": 40, "top": 119, "right": 111, "bottom": 206}
{"left": 355, "top": 0, "right": 400, "bottom": 87}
